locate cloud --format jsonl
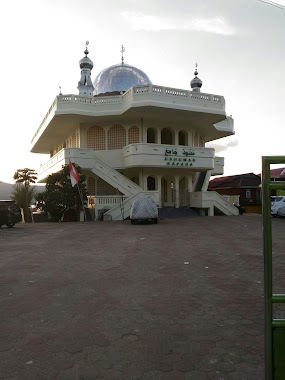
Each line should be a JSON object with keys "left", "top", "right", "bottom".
{"left": 207, "top": 138, "right": 239, "bottom": 153}
{"left": 121, "top": 11, "right": 235, "bottom": 35}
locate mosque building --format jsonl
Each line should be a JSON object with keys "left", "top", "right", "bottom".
{"left": 31, "top": 42, "right": 238, "bottom": 219}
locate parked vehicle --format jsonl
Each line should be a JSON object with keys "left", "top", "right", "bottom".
{"left": 130, "top": 198, "right": 158, "bottom": 224}
{"left": 277, "top": 205, "right": 285, "bottom": 218}
{"left": 0, "top": 200, "right": 22, "bottom": 228}
{"left": 271, "top": 196, "right": 285, "bottom": 217}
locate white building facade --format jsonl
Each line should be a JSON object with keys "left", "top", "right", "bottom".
{"left": 31, "top": 44, "right": 238, "bottom": 219}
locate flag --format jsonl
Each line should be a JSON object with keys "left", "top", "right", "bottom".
{"left": 69, "top": 160, "right": 80, "bottom": 187}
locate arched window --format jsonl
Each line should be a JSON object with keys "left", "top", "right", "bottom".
{"left": 193, "top": 132, "right": 199, "bottom": 147}
{"left": 128, "top": 126, "right": 140, "bottom": 144}
{"left": 87, "top": 126, "right": 105, "bottom": 150}
{"left": 147, "top": 176, "right": 156, "bottom": 191}
{"left": 179, "top": 131, "right": 186, "bottom": 145}
{"left": 107, "top": 125, "right": 126, "bottom": 149}
{"left": 71, "top": 133, "right": 76, "bottom": 147}
{"left": 147, "top": 128, "right": 156, "bottom": 143}
{"left": 161, "top": 128, "right": 173, "bottom": 145}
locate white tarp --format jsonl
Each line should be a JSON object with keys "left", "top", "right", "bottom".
{"left": 130, "top": 198, "right": 158, "bottom": 220}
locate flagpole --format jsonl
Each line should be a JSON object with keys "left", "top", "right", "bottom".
{"left": 77, "top": 182, "right": 87, "bottom": 222}
{"left": 69, "top": 160, "right": 87, "bottom": 222}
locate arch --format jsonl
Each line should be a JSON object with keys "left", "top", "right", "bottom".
{"left": 179, "top": 131, "right": 187, "bottom": 146}
{"left": 161, "top": 176, "right": 175, "bottom": 206}
{"left": 161, "top": 128, "right": 174, "bottom": 145}
{"left": 71, "top": 133, "right": 76, "bottom": 147}
{"left": 87, "top": 126, "right": 105, "bottom": 150}
{"left": 147, "top": 176, "right": 156, "bottom": 191}
{"left": 107, "top": 125, "right": 126, "bottom": 149}
{"left": 193, "top": 131, "right": 199, "bottom": 147}
{"left": 128, "top": 126, "right": 140, "bottom": 144}
{"left": 147, "top": 128, "right": 156, "bottom": 143}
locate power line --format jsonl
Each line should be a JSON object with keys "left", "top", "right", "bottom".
{"left": 258, "top": 0, "right": 285, "bottom": 11}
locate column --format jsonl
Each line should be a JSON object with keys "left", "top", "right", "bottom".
{"left": 174, "top": 176, "right": 180, "bottom": 208}
{"left": 174, "top": 130, "right": 179, "bottom": 146}
{"left": 201, "top": 170, "right": 212, "bottom": 191}
{"left": 188, "top": 131, "right": 193, "bottom": 146}
{"left": 143, "top": 174, "right": 148, "bottom": 191}
{"left": 187, "top": 176, "right": 193, "bottom": 206}
{"left": 157, "top": 175, "right": 162, "bottom": 207}
{"left": 141, "top": 118, "right": 147, "bottom": 143}
{"left": 139, "top": 169, "right": 144, "bottom": 189}
{"left": 79, "top": 124, "right": 88, "bottom": 148}
{"left": 157, "top": 128, "right": 161, "bottom": 144}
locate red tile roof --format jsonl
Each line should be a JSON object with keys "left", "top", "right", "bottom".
{"left": 209, "top": 173, "right": 261, "bottom": 189}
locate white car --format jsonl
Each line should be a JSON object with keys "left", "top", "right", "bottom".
{"left": 271, "top": 196, "right": 285, "bottom": 217}
{"left": 130, "top": 198, "right": 158, "bottom": 224}
{"left": 277, "top": 205, "right": 285, "bottom": 218}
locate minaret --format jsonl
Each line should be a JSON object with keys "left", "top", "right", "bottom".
{"left": 77, "top": 41, "right": 95, "bottom": 96}
{"left": 190, "top": 63, "right": 203, "bottom": 92}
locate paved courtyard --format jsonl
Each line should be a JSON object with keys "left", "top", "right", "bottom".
{"left": 0, "top": 215, "right": 284, "bottom": 380}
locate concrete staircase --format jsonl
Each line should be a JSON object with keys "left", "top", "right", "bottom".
{"left": 90, "top": 157, "right": 142, "bottom": 197}
{"left": 158, "top": 207, "right": 200, "bottom": 219}
{"left": 190, "top": 191, "right": 239, "bottom": 216}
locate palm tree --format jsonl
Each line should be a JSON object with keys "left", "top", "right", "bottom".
{"left": 13, "top": 168, "right": 37, "bottom": 222}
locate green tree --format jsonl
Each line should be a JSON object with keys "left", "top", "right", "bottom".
{"left": 35, "top": 164, "right": 87, "bottom": 222}
{"left": 13, "top": 168, "right": 37, "bottom": 222}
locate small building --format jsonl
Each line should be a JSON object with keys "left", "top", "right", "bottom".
{"left": 208, "top": 173, "right": 261, "bottom": 213}
{"left": 31, "top": 43, "right": 239, "bottom": 219}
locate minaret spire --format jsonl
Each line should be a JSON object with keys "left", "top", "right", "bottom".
{"left": 120, "top": 45, "right": 125, "bottom": 65}
{"left": 77, "top": 41, "right": 95, "bottom": 96}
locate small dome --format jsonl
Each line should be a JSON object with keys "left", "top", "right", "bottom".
{"left": 79, "top": 48, "right": 93, "bottom": 70}
{"left": 93, "top": 63, "right": 152, "bottom": 95}
{"left": 190, "top": 66, "right": 203, "bottom": 92}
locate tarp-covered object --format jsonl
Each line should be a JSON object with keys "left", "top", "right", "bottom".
{"left": 130, "top": 198, "right": 158, "bottom": 220}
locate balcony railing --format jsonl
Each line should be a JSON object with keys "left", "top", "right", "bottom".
{"left": 31, "top": 84, "right": 225, "bottom": 144}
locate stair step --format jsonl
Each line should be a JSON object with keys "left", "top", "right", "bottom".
{"left": 158, "top": 207, "right": 200, "bottom": 219}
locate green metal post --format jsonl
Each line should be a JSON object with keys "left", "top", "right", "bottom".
{"left": 262, "top": 156, "right": 285, "bottom": 380}
{"left": 262, "top": 156, "right": 273, "bottom": 380}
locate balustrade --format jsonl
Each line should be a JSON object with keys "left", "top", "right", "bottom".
{"left": 32, "top": 85, "right": 224, "bottom": 144}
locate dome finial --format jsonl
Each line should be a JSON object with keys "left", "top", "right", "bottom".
{"left": 84, "top": 40, "right": 89, "bottom": 56}
{"left": 120, "top": 45, "right": 125, "bottom": 65}
{"left": 59, "top": 86, "right": 62, "bottom": 95}
{"left": 190, "top": 62, "right": 203, "bottom": 92}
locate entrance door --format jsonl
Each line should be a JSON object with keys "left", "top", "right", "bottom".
{"left": 161, "top": 177, "right": 174, "bottom": 207}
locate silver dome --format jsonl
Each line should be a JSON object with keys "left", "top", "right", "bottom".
{"left": 93, "top": 63, "right": 152, "bottom": 95}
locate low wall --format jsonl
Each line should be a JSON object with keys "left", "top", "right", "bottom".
{"left": 244, "top": 205, "right": 262, "bottom": 214}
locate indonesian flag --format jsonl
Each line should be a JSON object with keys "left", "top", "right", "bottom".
{"left": 69, "top": 160, "right": 80, "bottom": 187}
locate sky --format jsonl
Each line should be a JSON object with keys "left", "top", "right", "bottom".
{"left": 1, "top": 0, "right": 285, "bottom": 183}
